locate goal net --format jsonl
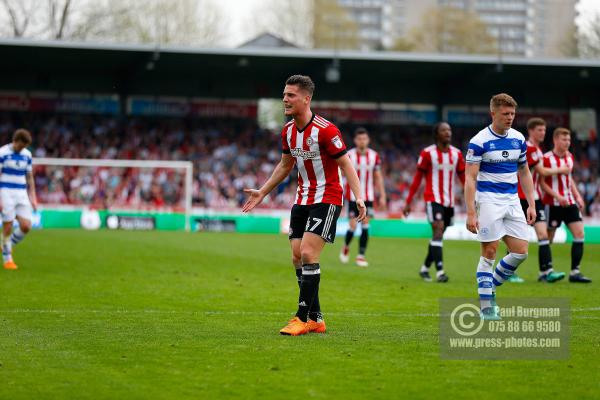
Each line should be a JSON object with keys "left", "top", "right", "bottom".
{"left": 33, "top": 158, "right": 194, "bottom": 231}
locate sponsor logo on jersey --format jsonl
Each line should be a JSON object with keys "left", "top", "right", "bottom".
{"left": 306, "top": 137, "right": 314, "bottom": 146}
{"left": 502, "top": 150, "right": 509, "bottom": 158}
{"left": 290, "top": 147, "right": 319, "bottom": 160}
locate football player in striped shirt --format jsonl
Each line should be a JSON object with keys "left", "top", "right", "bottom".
{"left": 339, "top": 127, "right": 386, "bottom": 267}
{"left": 465, "top": 93, "right": 536, "bottom": 320}
{"left": 515, "top": 118, "right": 570, "bottom": 283}
{"left": 404, "top": 122, "right": 465, "bottom": 282}
{"left": 242, "top": 75, "right": 366, "bottom": 336}
{"left": 0, "top": 129, "right": 37, "bottom": 270}
{"left": 540, "top": 127, "right": 590, "bottom": 283}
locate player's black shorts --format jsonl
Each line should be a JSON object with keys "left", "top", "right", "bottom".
{"left": 546, "top": 204, "right": 582, "bottom": 229}
{"left": 348, "top": 201, "right": 374, "bottom": 218}
{"left": 426, "top": 202, "right": 454, "bottom": 226}
{"left": 289, "top": 203, "right": 342, "bottom": 243}
{"left": 520, "top": 199, "right": 546, "bottom": 223}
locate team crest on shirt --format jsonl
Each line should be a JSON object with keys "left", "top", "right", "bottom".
{"left": 489, "top": 143, "right": 496, "bottom": 150}
{"left": 512, "top": 139, "right": 520, "bottom": 149}
{"left": 306, "top": 137, "right": 314, "bottom": 146}
{"left": 331, "top": 136, "right": 343, "bottom": 149}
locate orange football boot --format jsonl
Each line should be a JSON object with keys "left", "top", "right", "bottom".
{"left": 307, "top": 319, "right": 326, "bottom": 333}
{"left": 279, "top": 317, "right": 309, "bottom": 336}
{"left": 3, "top": 260, "right": 18, "bottom": 270}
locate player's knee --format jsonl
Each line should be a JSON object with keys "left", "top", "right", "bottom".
{"left": 20, "top": 223, "right": 31, "bottom": 233}
{"left": 482, "top": 248, "right": 497, "bottom": 260}
{"left": 300, "top": 246, "right": 318, "bottom": 264}
{"left": 292, "top": 254, "right": 302, "bottom": 268}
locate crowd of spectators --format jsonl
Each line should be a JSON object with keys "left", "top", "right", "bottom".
{"left": 0, "top": 112, "right": 599, "bottom": 218}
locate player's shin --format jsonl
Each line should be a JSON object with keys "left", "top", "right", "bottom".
{"left": 295, "top": 267, "right": 302, "bottom": 288}
{"left": 344, "top": 230, "right": 355, "bottom": 246}
{"left": 476, "top": 257, "right": 495, "bottom": 310}
{"left": 358, "top": 225, "right": 369, "bottom": 255}
{"left": 430, "top": 240, "right": 443, "bottom": 271}
{"left": 2, "top": 234, "right": 12, "bottom": 263}
{"left": 421, "top": 243, "right": 434, "bottom": 271}
{"left": 571, "top": 238, "right": 584, "bottom": 271}
{"left": 538, "top": 240, "right": 553, "bottom": 272}
{"left": 10, "top": 226, "right": 27, "bottom": 246}
{"left": 296, "top": 263, "right": 320, "bottom": 322}
{"left": 493, "top": 253, "right": 528, "bottom": 288}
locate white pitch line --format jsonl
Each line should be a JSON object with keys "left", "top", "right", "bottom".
{"left": 0, "top": 308, "right": 598, "bottom": 318}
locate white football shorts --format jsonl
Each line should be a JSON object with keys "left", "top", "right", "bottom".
{"left": 476, "top": 201, "right": 529, "bottom": 242}
{"left": 1, "top": 189, "right": 32, "bottom": 222}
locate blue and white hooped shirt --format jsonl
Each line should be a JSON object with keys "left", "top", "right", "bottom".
{"left": 466, "top": 126, "right": 527, "bottom": 205}
{"left": 0, "top": 144, "right": 32, "bottom": 191}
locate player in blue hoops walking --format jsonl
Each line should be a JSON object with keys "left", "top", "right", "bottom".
{"left": 464, "top": 94, "right": 536, "bottom": 320}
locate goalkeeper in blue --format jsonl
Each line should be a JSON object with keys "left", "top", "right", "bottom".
{"left": 464, "top": 94, "right": 536, "bottom": 320}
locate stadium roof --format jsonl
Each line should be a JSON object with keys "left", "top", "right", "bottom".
{"left": 1, "top": 38, "right": 599, "bottom": 109}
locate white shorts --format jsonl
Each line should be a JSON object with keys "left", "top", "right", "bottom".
{"left": 476, "top": 201, "right": 529, "bottom": 242}
{"left": 1, "top": 189, "right": 32, "bottom": 222}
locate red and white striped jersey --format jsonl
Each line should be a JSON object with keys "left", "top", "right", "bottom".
{"left": 281, "top": 114, "right": 347, "bottom": 206}
{"left": 542, "top": 151, "right": 576, "bottom": 206}
{"left": 344, "top": 148, "right": 381, "bottom": 202}
{"left": 415, "top": 145, "right": 465, "bottom": 207}
{"left": 517, "top": 140, "right": 544, "bottom": 200}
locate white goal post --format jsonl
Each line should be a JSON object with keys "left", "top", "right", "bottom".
{"left": 34, "top": 158, "right": 194, "bottom": 231}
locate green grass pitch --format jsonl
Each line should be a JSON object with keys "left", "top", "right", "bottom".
{"left": 0, "top": 229, "right": 599, "bottom": 399}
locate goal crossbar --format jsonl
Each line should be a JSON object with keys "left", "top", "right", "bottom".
{"left": 34, "top": 157, "right": 194, "bottom": 232}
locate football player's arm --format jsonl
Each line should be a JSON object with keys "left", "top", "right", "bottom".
{"left": 571, "top": 182, "right": 585, "bottom": 210}
{"left": 242, "top": 153, "right": 295, "bottom": 212}
{"left": 337, "top": 155, "right": 366, "bottom": 222}
{"left": 540, "top": 179, "right": 568, "bottom": 206}
{"left": 457, "top": 153, "right": 466, "bottom": 186}
{"left": 403, "top": 169, "right": 423, "bottom": 216}
{"left": 464, "top": 163, "right": 479, "bottom": 234}
{"left": 26, "top": 171, "right": 38, "bottom": 211}
{"left": 533, "top": 161, "right": 570, "bottom": 177}
{"left": 373, "top": 168, "right": 386, "bottom": 209}
{"left": 517, "top": 163, "right": 536, "bottom": 224}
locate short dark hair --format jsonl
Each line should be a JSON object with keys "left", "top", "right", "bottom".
{"left": 285, "top": 75, "right": 315, "bottom": 96}
{"left": 527, "top": 118, "right": 546, "bottom": 131}
{"left": 432, "top": 121, "right": 449, "bottom": 142}
{"left": 13, "top": 129, "right": 32, "bottom": 145}
{"left": 354, "top": 127, "right": 368, "bottom": 137}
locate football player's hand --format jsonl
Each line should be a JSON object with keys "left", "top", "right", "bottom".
{"left": 355, "top": 199, "right": 367, "bottom": 223}
{"left": 526, "top": 205, "right": 536, "bottom": 225}
{"left": 30, "top": 198, "right": 38, "bottom": 212}
{"left": 466, "top": 211, "right": 479, "bottom": 234}
{"left": 242, "top": 189, "right": 265, "bottom": 213}
{"left": 557, "top": 196, "right": 569, "bottom": 207}
{"left": 402, "top": 203, "right": 411, "bottom": 217}
{"left": 576, "top": 196, "right": 585, "bottom": 211}
{"left": 558, "top": 165, "right": 570, "bottom": 175}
